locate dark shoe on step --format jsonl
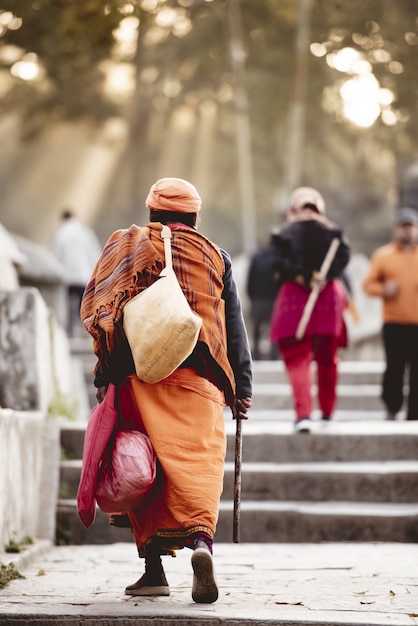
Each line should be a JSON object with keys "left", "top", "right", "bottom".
{"left": 191, "top": 540, "right": 218, "bottom": 604}
{"left": 125, "top": 570, "right": 170, "bottom": 596}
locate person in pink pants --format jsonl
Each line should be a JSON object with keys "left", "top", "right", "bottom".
{"left": 269, "top": 187, "right": 350, "bottom": 433}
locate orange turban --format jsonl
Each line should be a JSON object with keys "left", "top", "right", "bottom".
{"left": 146, "top": 178, "right": 201, "bottom": 213}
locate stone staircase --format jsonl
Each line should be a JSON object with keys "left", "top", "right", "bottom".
{"left": 56, "top": 339, "right": 418, "bottom": 545}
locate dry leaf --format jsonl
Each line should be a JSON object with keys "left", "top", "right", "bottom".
{"left": 275, "top": 601, "right": 303, "bottom": 606}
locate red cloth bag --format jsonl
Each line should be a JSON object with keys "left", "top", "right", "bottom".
{"left": 77, "top": 384, "right": 118, "bottom": 528}
{"left": 95, "top": 429, "right": 156, "bottom": 513}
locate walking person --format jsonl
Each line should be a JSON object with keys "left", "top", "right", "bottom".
{"left": 80, "top": 177, "right": 252, "bottom": 602}
{"left": 363, "top": 207, "right": 418, "bottom": 421}
{"left": 246, "top": 242, "right": 279, "bottom": 360}
{"left": 269, "top": 187, "right": 351, "bottom": 433}
{"left": 50, "top": 209, "right": 102, "bottom": 336}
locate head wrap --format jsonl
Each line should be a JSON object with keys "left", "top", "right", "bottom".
{"left": 287, "top": 187, "right": 326, "bottom": 217}
{"left": 146, "top": 177, "right": 201, "bottom": 214}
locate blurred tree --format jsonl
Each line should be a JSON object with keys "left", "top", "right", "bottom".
{"left": 0, "top": 0, "right": 125, "bottom": 136}
{"left": 0, "top": 0, "right": 417, "bottom": 254}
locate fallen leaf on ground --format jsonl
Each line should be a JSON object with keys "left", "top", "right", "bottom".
{"left": 275, "top": 601, "right": 303, "bottom": 606}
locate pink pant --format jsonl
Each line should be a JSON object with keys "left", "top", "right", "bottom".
{"left": 279, "top": 335, "right": 339, "bottom": 419}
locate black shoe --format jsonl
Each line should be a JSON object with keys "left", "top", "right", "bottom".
{"left": 321, "top": 414, "right": 332, "bottom": 421}
{"left": 125, "top": 552, "right": 170, "bottom": 596}
{"left": 125, "top": 568, "right": 170, "bottom": 596}
{"left": 191, "top": 541, "right": 218, "bottom": 603}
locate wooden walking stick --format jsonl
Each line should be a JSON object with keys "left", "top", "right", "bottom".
{"left": 295, "top": 238, "right": 341, "bottom": 341}
{"left": 233, "top": 416, "right": 243, "bottom": 543}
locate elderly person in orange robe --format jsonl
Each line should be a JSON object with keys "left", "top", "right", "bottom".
{"left": 81, "top": 177, "right": 252, "bottom": 603}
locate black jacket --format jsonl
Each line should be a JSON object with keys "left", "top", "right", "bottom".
{"left": 270, "top": 219, "right": 351, "bottom": 289}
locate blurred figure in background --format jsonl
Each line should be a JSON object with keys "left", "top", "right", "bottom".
{"left": 246, "top": 242, "right": 280, "bottom": 360}
{"left": 50, "top": 209, "right": 102, "bottom": 336}
{"left": 269, "top": 187, "right": 351, "bottom": 433}
{"left": 363, "top": 207, "right": 418, "bottom": 421}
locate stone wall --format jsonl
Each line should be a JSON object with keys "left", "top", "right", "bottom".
{"left": 0, "top": 409, "right": 60, "bottom": 548}
{"left": 0, "top": 286, "right": 85, "bottom": 549}
{"left": 0, "top": 288, "right": 54, "bottom": 412}
{"left": 0, "top": 287, "right": 81, "bottom": 414}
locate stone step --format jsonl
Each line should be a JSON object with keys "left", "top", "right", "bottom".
{"left": 251, "top": 382, "right": 384, "bottom": 410}
{"left": 56, "top": 500, "right": 133, "bottom": 546}
{"left": 61, "top": 346, "right": 417, "bottom": 548}
{"left": 216, "top": 500, "right": 418, "bottom": 543}
{"left": 225, "top": 421, "right": 418, "bottom": 462}
{"left": 251, "top": 360, "right": 385, "bottom": 384}
{"left": 56, "top": 499, "right": 418, "bottom": 544}
{"left": 60, "top": 420, "right": 418, "bottom": 463}
{"left": 238, "top": 409, "right": 394, "bottom": 421}
{"left": 223, "top": 461, "right": 418, "bottom": 502}
{"left": 60, "top": 421, "right": 85, "bottom": 459}
{"left": 69, "top": 336, "right": 95, "bottom": 356}
{"left": 59, "top": 459, "right": 418, "bottom": 503}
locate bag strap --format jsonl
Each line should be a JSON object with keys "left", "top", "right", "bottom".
{"left": 160, "top": 225, "right": 173, "bottom": 270}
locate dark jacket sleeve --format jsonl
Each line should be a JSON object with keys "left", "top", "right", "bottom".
{"left": 221, "top": 249, "right": 253, "bottom": 399}
{"left": 93, "top": 333, "right": 134, "bottom": 388}
{"left": 270, "top": 227, "right": 304, "bottom": 283}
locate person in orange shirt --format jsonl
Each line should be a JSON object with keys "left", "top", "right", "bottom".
{"left": 363, "top": 207, "right": 418, "bottom": 420}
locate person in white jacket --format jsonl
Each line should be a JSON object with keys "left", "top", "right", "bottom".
{"left": 50, "top": 209, "right": 101, "bottom": 335}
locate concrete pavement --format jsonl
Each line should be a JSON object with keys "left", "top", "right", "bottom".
{"left": 1, "top": 540, "right": 417, "bottom": 625}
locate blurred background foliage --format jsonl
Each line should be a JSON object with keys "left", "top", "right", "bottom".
{"left": 0, "top": 0, "right": 417, "bottom": 256}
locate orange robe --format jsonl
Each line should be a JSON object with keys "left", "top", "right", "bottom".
{"left": 81, "top": 222, "right": 251, "bottom": 554}
{"left": 117, "top": 370, "right": 226, "bottom": 555}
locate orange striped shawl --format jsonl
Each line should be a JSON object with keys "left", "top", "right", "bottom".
{"left": 81, "top": 223, "right": 236, "bottom": 401}
{"left": 81, "top": 225, "right": 164, "bottom": 364}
